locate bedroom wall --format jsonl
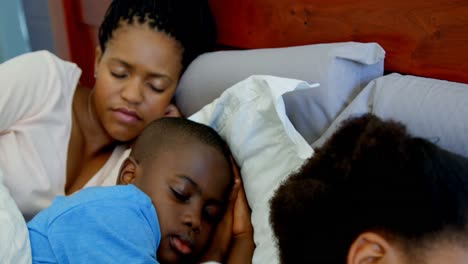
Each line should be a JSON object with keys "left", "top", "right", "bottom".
{"left": 22, "top": 0, "right": 56, "bottom": 54}
{"left": 0, "top": 0, "right": 31, "bottom": 62}
{"left": 51, "top": 0, "right": 110, "bottom": 87}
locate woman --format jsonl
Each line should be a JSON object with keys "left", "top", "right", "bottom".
{"left": 0, "top": 0, "right": 216, "bottom": 220}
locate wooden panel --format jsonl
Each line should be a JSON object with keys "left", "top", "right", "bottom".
{"left": 57, "top": 0, "right": 468, "bottom": 84}
{"left": 58, "top": 0, "right": 109, "bottom": 88}
{"left": 209, "top": 0, "right": 468, "bottom": 84}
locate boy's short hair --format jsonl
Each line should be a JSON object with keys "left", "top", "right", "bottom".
{"left": 130, "top": 117, "right": 232, "bottom": 172}
{"left": 99, "top": 0, "right": 216, "bottom": 71}
{"left": 270, "top": 114, "right": 468, "bottom": 263}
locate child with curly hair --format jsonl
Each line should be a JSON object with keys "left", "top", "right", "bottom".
{"left": 270, "top": 114, "right": 468, "bottom": 264}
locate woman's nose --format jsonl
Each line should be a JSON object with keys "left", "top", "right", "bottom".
{"left": 120, "top": 78, "right": 143, "bottom": 104}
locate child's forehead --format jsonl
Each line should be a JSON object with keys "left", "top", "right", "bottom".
{"left": 157, "top": 141, "right": 231, "bottom": 174}
{"left": 142, "top": 147, "right": 231, "bottom": 193}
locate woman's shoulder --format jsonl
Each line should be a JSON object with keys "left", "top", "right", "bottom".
{"left": 9, "top": 50, "right": 69, "bottom": 64}
{"left": 3, "top": 50, "right": 82, "bottom": 79}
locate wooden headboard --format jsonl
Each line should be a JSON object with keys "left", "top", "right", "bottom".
{"left": 57, "top": 0, "right": 468, "bottom": 86}
{"left": 209, "top": 0, "right": 468, "bottom": 84}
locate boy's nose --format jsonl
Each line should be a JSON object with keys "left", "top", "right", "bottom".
{"left": 183, "top": 205, "right": 202, "bottom": 234}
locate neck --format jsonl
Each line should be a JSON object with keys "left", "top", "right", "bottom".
{"left": 74, "top": 86, "right": 115, "bottom": 157}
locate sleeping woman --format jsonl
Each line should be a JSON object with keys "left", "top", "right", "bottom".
{"left": 0, "top": 0, "right": 216, "bottom": 220}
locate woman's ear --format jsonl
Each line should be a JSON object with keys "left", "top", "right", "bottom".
{"left": 94, "top": 46, "right": 103, "bottom": 78}
{"left": 347, "top": 232, "right": 402, "bottom": 264}
{"left": 117, "top": 157, "right": 138, "bottom": 185}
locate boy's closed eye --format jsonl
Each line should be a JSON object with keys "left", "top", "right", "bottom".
{"left": 204, "top": 204, "right": 223, "bottom": 223}
{"left": 170, "top": 187, "right": 190, "bottom": 202}
{"left": 170, "top": 185, "right": 225, "bottom": 223}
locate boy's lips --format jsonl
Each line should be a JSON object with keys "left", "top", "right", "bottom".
{"left": 169, "top": 235, "right": 193, "bottom": 255}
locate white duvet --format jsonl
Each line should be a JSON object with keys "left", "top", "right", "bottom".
{"left": 0, "top": 168, "right": 31, "bottom": 263}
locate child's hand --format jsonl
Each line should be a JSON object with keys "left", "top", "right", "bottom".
{"left": 199, "top": 159, "right": 255, "bottom": 263}
{"left": 164, "top": 103, "right": 183, "bottom": 117}
{"left": 199, "top": 171, "right": 241, "bottom": 262}
{"left": 227, "top": 161, "right": 255, "bottom": 264}
{"left": 231, "top": 162, "right": 253, "bottom": 241}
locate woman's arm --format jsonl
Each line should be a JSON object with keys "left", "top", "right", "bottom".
{"left": 0, "top": 51, "right": 81, "bottom": 218}
{"left": 0, "top": 51, "right": 80, "bottom": 131}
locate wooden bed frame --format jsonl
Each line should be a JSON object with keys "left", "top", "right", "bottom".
{"left": 56, "top": 0, "right": 468, "bottom": 86}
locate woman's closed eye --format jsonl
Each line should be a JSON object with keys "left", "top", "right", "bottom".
{"left": 147, "top": 82, "right": 165, "bottom": 93}
{"left": 111, "top": 71, "right": 128, "bottom": 79}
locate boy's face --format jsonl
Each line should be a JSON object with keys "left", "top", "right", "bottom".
{"left": 93, "top": 22, "right": 183, "bottom": 142}
{"left": 120, "top": 142, "right": 232, "bottom": 263}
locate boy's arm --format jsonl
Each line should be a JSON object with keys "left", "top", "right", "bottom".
{"left": 226, "top": 181, "right": 255, "bottom": 264}
{"left": 45, "top": 203, "right": 159, "bottom": 264}
{"left": 200, "top": 162, "right": 255, "bottom": 264}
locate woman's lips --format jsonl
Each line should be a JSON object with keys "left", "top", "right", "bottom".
{"left": 112, "top": 108, "right": 141, "bottom": 124}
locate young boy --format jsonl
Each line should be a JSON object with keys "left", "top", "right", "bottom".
{"left": 28, "top": 118, "right": 235, "bottom": 263}
{"left": 270, "top": 114, "right": 468, "bottom": 264}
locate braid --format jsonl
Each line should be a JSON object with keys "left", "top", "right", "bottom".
{"left": 98, "top": 0, "right": 216, "bottom": 71}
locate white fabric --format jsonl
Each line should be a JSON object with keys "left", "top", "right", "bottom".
{"left": 0, "top": 51, "right": 80, "bottom": 219}
{"left": 313, "top": 73, "right": 468, "bottom": 158}
{"left": 0, "top": 169, "right": 31, "bottom": 264}
{"left": 84, "top": 145, "right": 131, "bottom": 188}
{"left": 190, "top": 75, "right": 316, "bottom": 264}
{"left": 177, "top": 42, "right": 385, "bottom": 144}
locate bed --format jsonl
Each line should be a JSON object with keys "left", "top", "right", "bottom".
{"left": 3, "top": 0, "right": 468, "bottom": 263}
{"left": 174, "top": 2, "right": 468, "bottom": 263}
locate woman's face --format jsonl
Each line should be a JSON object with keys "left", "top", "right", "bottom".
{"left": 93, "top": 22, "right": 183, "bottom": 142}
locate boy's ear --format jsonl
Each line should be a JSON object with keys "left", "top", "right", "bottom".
{"left": 117, "top": 157, "right": 138, "bottom": 185}
{"left": 347, "top": 232, "right": 400, "bottom": 264}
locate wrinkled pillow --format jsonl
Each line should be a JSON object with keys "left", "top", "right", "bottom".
{"left": 189, "top": 75, "right": 316, "bottom": 264}
{"left": 178, "top": 42, "right": 385, "bottom": 144}
{"left": 313, "top": 73, "right": 468, "bottom": 158}
{"left": 0, "top": 169, "right": 31, "bottom": 263}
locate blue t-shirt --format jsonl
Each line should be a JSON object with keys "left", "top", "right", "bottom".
{"left": 27, "top": 184, "right": 161, "bottom": 263}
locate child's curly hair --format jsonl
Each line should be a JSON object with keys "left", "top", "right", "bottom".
{"left": 270, "top": 114, "right": 468, "bottom": 263}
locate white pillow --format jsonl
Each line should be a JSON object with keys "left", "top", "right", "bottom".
{"left": 313, "top": 73, "right": 468, "bottom": 158}
{"left": 178, "top": 42, "right": 385, "bottom": 144}
{"left": 0, "top": 169, "right": 31, "bottom": 263}
{"left": 189, "top": 75, "right": 316, "bottom": 264}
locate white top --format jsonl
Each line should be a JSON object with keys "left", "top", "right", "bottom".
{"left": 0, "top": 51, "right": 129, "bottom": 219}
